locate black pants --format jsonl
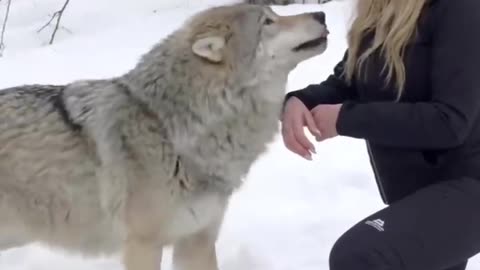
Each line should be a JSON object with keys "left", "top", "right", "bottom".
{"left": 329, "top": 178, "right": 480, "bottom": 270}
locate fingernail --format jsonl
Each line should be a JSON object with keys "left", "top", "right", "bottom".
{"left": 304, "top": 154, "right": 312, "bottom": 160}
{"left": 311, "top": 147, "right": 317, "bottom": 154}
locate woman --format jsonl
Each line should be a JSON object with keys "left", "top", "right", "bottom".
{"left": 281, "top": 0, "right": 480, "bottom": 269}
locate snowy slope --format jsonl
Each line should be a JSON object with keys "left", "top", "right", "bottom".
{"left": 0, "top": 0, "right": 479, "bottom": 269}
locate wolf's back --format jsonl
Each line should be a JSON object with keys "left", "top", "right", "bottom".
{"left": 0, "top": 85, "right": 93, "bottom": 185}
{"left": 0, "top": 85, "right": 79, "bottom": 132}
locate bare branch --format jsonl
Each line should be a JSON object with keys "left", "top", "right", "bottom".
{"left": 0, "top": 0, "right": 12, "bottom": 57}
{"left": 49, "top": 0, "right": 70, "bottom": 44}
{"left": 37, "top": 0, "right": 71, "bottom": 45}
{"left": 37, "top": 11, "right": 58, "bottom": 33}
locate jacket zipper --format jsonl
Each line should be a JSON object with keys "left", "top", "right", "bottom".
{"left": 366, "top": 141, "right": 388, "bottom": 204}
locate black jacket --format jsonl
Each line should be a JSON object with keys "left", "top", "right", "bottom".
{"left": 285, "top": 0, "right": 480, "bottom": 204}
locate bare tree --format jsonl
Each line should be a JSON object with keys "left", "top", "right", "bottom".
{"left": 0, "top": 0, "right": 12, "bottom": 57}
{"left": 37, "top": 0, "right": 71, "bottom": 45}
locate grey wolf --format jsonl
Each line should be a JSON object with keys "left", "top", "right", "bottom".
{"left": 0, "top": 4, "right": 328, "bottom": 270}
{"left": 282, "top": 0, "right": 480, "bottom": 269}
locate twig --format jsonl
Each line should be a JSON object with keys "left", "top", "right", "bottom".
{"left": 50, "top": 0, "right": 71, "bottom": 44}
{"left": 0, "top": 0, "right": 12, "bottom": 57}
{"left": 37, "top": 0, "right": 71, "bottom": 45}
{"left": 37, "top": 12, "right": 58, "bottom": 33}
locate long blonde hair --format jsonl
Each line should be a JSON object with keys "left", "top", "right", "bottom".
{"left": 345, "top": 0, "right": 427, "bottom": 98}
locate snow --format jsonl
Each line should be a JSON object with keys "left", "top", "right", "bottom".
{"left": 0, "top": 0, "right": 479, "bottom": 269}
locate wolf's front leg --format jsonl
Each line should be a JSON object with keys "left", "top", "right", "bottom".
{"left": 172, "top": 206, "right": 226, "bottom": 270}
{"left": 172, "top": 226, "right": 220, "bottom": 270}
{"left": 123, "top": 236, "right": 163, "bottom": 270}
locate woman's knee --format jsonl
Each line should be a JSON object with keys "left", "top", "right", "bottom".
{"left": 329, "top": 225, "right": 401, "bottom": 270}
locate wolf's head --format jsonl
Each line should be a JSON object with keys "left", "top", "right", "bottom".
{"left": 186, "top": 4, "right": 329, "bottom": 70}
{"left": 129, "top": 4, "right": 329, "bottom": 89}
{"left": 123, "top": 4, "right": 329, "bottom": 152}
{"left": 126, "top": 4, "right": 329, "bottom": 132}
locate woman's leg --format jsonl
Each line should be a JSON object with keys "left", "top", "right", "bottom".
{"left": 444, "top": 261, "right": 467, "bottom": 270}
{"left": 329, "top": 178, "right": 480, "bottom": 270}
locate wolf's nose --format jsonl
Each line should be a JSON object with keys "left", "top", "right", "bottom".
{"left": 312, "top": 12, "right": 326, "bottom": 25}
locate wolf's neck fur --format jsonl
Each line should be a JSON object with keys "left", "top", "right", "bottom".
{"left": 123, "top": 35, "right": 288, "bottom": 147}
{"left": 119, "top": 35, "right": 290, "bottom": 192}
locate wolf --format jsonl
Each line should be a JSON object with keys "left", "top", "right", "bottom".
{"left": 0, "top": 4, "right": 328, "bottom": 270}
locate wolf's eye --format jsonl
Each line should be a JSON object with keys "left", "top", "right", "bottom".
{"left": 264, "top": 18, "right": 274, "bottom": 25}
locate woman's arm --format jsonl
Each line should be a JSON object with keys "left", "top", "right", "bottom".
{"left": 336, "top": 0, "right": 480, "bottom": 149}
{"left": 285, "top": 50, "right": 358, "bottom": 110}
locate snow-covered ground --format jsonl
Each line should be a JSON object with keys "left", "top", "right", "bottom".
{"left": 0, "top": 0, "right": 478, "bottom": 269}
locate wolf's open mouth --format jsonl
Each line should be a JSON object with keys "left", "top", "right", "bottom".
{"left": 293, "top": 36, "right": 327, "bottom": 52}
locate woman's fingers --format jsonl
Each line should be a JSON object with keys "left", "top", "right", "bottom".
{"left": 283, "top": 126, "right": 312, "bottom": 160}
{"left": 280, "top": 97, "right": 318, "bottom": 160}
{"left": 304, "top": 110, "right": 322, "bottom": 142}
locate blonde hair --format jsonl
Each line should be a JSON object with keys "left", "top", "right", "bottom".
{"left": 345, "top": 0, "right": 427, "bottom": 98}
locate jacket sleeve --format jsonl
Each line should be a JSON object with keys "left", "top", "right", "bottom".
{"left": 336, "top": 0, "right": 480, "bottom": 149}
{"left": 284, "top": 50, "right": 357, "bottom": 110}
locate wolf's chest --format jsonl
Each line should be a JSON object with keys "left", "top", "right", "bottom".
{"left": 164, "top": 192, "right": 225, "bottom": 239}
{"left": 187, "top": 103, "right": 281, "bottom": 188}
{"left": 128, "top": 185, "right": 225, "bottom": 242}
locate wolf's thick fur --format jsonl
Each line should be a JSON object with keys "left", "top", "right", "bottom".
{"left": 0, "top": 4, "right": 328, "bottom": 270}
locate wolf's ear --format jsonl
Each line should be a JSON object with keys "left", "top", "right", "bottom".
{"left": 192, "top": 36, "right": 225, "bottom": 63}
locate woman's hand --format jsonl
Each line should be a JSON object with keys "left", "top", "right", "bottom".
{"left": 311, "top": 104, "right": 343, "bottom": 141}
{"left": 281, "top": 97, "right": 322, "bottom": 160}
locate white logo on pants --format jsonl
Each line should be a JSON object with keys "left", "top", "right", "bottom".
{"left": 365, "top": 219, "right": 385, "bottom": 232}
